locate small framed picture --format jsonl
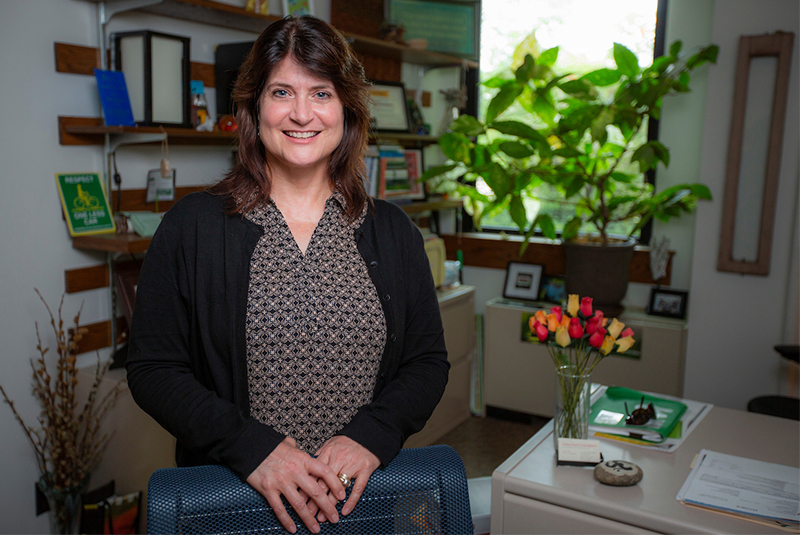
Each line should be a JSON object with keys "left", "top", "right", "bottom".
{"left": 367, "top": 81, "right": 411, "bottom": 133}
{"left": 503, "top": 262, "right": 544, "bottom": 301}
{"left": 646, "top": 287, "right": 689, "bottom": 319}
{"left": 538, "top": 274, "right": 566, "bottom": 304}
{"left": 283, "top": 0, "right": 313, "bottom": 17}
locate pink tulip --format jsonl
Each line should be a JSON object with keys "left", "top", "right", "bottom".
{"left": 568, "top": 317, "right": 584, "bottom": 339}
{"left": 551, "top": 306, "right": 563, "bottom": 323}
{"left": 620, "top": 328, "right": 634, "bottom": 339}
{"left": 534, "top": 321, "right": 549, "bottom": 342}
{"left": 567, "top": 295, "right": 580, "bottom": 317}
{"left": 580, "top": 297, "right": 593, "bottom": 317}
{"left": 589, "top": 327, "right": 606, "bottom": 348}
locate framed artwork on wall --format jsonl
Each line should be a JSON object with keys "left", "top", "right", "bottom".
{"left": 283, "top": 0, "right": 314, "bottom": 17}
{"left": 646, "top": 288, "right": 688, "bottom": 319}
{"left": 503, "top": 262, "right": 544, "bottom": 301}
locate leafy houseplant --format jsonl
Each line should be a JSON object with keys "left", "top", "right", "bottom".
{"left": 421, "top": 39, "right": 717, "bottom": 248}
{"left": 527, "top": 294, "right": 635, "bottom": 443}
{"left": 0, "top": 291, "right": 122, "bottom": 534}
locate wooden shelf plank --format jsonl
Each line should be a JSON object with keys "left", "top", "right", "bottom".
{"left": 59, "top": 116, "right": 440, "bottom": 147}
{"left": 397, "top": 199, "right": 462, "bottom": 215}
{"left": 72, "top": 233, "right": 152, "bottom": 254}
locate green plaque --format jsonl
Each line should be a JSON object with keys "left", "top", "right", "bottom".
{"left": 56, "top": 173, "right": 116, "bottom": 236}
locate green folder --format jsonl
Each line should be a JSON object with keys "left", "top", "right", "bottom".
{"left": 589, "top": 386, "right": 687, "bottom": 443}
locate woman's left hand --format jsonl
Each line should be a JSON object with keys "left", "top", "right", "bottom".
{"left": 315, "top": 436, "right": 380, "bottom": 518}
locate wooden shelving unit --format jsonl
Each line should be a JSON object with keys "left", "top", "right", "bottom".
{"left": 71, "top": 199, "right": 462, "bottom": 254}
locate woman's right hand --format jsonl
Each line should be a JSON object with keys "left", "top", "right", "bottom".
{"left": 246, "top": 437, "right": 346, "bottom": 534}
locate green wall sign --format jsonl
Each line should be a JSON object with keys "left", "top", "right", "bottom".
{"left": 56, "top": 173, "right": 116, "bottom": 236}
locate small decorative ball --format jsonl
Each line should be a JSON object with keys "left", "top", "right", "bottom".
{"left": 218, "top": 114, "right": 237, "bottom": 132}
{"left": 594, "top": 460, "right": 643, "bottom": 486}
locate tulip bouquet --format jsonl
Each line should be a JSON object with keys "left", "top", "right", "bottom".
{"left": 528, "top": 294, "right": 635, "bottom": 442}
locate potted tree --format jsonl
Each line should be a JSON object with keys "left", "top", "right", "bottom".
{"left": 421, "top": 38, "right": 717, "bottom": 313}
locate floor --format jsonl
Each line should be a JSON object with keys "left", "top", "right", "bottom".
{"left": 432, "top": 413, "right": 549, "bottom": 479}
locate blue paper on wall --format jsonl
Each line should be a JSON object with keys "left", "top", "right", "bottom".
{"left": 93, "top": 68, "right": 135, "bottom": 126}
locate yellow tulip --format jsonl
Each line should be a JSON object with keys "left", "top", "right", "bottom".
{"left": 567, "top": 294, "right": 579, "bottom": 317}
{"left": 608, "top": 318, "right": 625, "bottom": 339}
{"left": 600, "top": 335, "right": 615, "bottom": 355}
{"left": 555, "top": 326, "right": 571, "bottom": 347}
{"left": 616, "top": 336, "right": 635, "bottom": 353}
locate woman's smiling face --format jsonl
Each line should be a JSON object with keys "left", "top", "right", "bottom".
{"left": 258, "top": 56, "right": 344, "bottom": 176}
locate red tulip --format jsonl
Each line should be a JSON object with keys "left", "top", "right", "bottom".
{"left": 551, "top": 306, "right": 563, "bottom": 323}
{"left": 585, "top": 316, "right": 602, "bottom": 336}
{"left": 620, "top": 327, "right": 635, "bottom": 339}
{"left": 580, "top": 297, "right": 593, "bottom": 317}
{"left": 568, "top": 317, "right": 584, "bottom": 339}
{"left": 534, "top": 321, "right": 549, "bottom": 342}
{"left": 589, "top": 326, "right": 606, "bottom": 348}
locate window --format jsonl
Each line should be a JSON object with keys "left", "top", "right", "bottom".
{"left": 473, "top": 0, "right": 662, "bottom": 240}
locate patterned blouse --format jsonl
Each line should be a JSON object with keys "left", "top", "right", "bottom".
{"left": 244, "top": 192, "right": 387, "bottom": 454}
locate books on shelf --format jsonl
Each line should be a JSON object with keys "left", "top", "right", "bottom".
{"left": 676, "top": 449, "right": 800, "bottom": 532}
{"left": 589, "top": 386, "right": 687, "bottom": 443}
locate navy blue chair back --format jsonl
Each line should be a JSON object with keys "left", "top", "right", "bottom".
{"left": 147, "top": 444, "right": 474, "bottom": 534}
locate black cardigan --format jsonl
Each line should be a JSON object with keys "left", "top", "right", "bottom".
{"left": 126, "top": 192, "right": 449, "bottom": 480}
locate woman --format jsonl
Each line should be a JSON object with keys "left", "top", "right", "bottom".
{"left": 126, "top": 15, "right": 449, "bottom": 535}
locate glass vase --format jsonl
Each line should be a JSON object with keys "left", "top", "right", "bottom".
{"left": 553, "top": 365, "right": 591, "bottom": 449}
{"left": 37, "top": 477, "right": 87, "bottom": 535}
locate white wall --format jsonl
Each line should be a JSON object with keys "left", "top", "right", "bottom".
{"left": 683, "top": 0, "right": 800, "bottom": 408}
{"left": 0, "top": 1, "right": 265, "bottom": 531}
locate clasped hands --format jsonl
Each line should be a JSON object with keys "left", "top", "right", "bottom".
{"left": 245, "top": 435, "right": 380, "bottom": 534}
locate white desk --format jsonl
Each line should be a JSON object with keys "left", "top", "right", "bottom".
{"left": 491, "top": 407, "right": 799, "bottom": 534}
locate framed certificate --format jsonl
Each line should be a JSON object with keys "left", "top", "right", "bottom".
{"left": 368, "top": 81, "right": 410, "bottom": 133}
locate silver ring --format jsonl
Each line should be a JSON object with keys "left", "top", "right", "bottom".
{"left": 337, "top": 473, "right": 352, "bottom": 488}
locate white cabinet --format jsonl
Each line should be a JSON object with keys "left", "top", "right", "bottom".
{"left": 483, "top": 298, "right": 687, "bottom": 417}
{"left": 405, "top": 285, "right": 476, "bottom": 448}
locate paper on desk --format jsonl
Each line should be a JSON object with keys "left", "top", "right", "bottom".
{"left": 589, "top": 386, "right": 712, "bottom": 453}
{"left": 677, "top": 449, "right": 800, "bottom": 530}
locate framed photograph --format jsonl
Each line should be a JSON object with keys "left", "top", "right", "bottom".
{"left": 380, "top": 148, "right": 426, "bottom": 201}
{"left": 538, "top": 274, "right": 566, "bottom": 304}
{"left": 646, "top": 288, "right": 689, "bottom": 319}
{"left": 503, "top": 262, "right": 544, "bottom": 301}
{"left": 368, "top": 81, "right": 410, "bottom": 133}
{"left": 388, "top": 0, "right": 481, "bottom": 61}
{"left": 282, "top": 0, "right": 313, "bottom": 16}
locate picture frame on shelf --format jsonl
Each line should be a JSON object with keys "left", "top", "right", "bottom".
{"left": 646, "top": 287, "right": 689, "bottom": 319}
{"left": 368, "top": 81, "right": 411, "bottom": 133}
{"left": 380, "top": 148, "right": 426, "bottom": 201}
{"left": 283, "top": 0, "right": 314, "bottom": 17}
{"left": 387, "top": 0, "right": 481, "bottom": 61}
{"left": 538, "top": 274, "right": 566, "bottom": 304}
{"left": 503, "top": 262, "right": 544, "bottom": 302}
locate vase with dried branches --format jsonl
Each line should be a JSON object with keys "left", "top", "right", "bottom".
{"left": 0, "top": 291, "right": 123, "bottom": 534}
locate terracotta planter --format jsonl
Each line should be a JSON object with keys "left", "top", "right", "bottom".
{"left": 563, "top": 238, "right": 636, "bottom": 316}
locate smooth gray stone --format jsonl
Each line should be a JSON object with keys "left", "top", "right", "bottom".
{"left": 594, "top": 460, "right": 643, "bottom": 486}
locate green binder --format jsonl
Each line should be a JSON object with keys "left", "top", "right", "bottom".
{"left": 589, "top": 386, "right": 687, "bottom": 443}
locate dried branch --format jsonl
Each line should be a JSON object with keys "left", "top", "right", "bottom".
{"left": 1, "top": 291, "right": 122, "bottom": 491}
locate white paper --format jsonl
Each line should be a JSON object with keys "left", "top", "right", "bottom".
{"left": 678, "top": 449, "right": 800, "bottom": 525}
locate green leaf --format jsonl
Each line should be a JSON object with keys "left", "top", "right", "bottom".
{"left": 559, "top": 78, "right": 593, "bottom": 96}
{"left": 449, "top": 114, "right": 485, "bottom": 136}
{"left": 532, "top": 93, "right": 557, "bottom": 127}
{"left": 481, "top": 163, "right": 513, "bottom": 199}
{"left": 669, "top": 40, "right": 683, "bottom": 57}
{"left": 509, "top": 195, "right": 528, "bottom": 231}
{"left": 537, "top": 46, "right": 559, "bottom": 67}
{"left": 515, "top": 54, "right": 536, "bottom": 83}
{"left": 438, "top": 132, "right": 472, "bottom": 164}
{"left": 499, "top": 141, "right": 534, "bottom": 159}
{"left": 562, "top": 216, "right": 583, "bottom": 241}
{"left": 590, "top": 107, "right": 614, "bottom": 144}
{"left": 534, "top": 213, "right": 557, "bottom": 240}
{"left": 486, "top": 84, "right": 524, "bottom": 123}
{"left": 688, "top": 184, "right": 712, "bottom": 200}
{"left": 419, "top": 163, "right": 459, "bottom": 182}
{"left": 609, "top": 171, "right": 636, "bottom": 183}
{"left": 613, "top": 42, "right": 640, "bottom": 78}
{"left": 482, "top": 76, "right": 514, "bottom": 89}
{"left": 631, "top": 143, "right": 656, "bottom": 172}
{"left": 490, "top": 120, "right": 547, "bottom": 144}
{"left": 581, "top": 68, "right": 621, "bottom": 87}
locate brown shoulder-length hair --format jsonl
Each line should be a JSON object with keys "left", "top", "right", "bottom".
{"left": 209, "top": 16, "right": 372, "bottom": 222}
